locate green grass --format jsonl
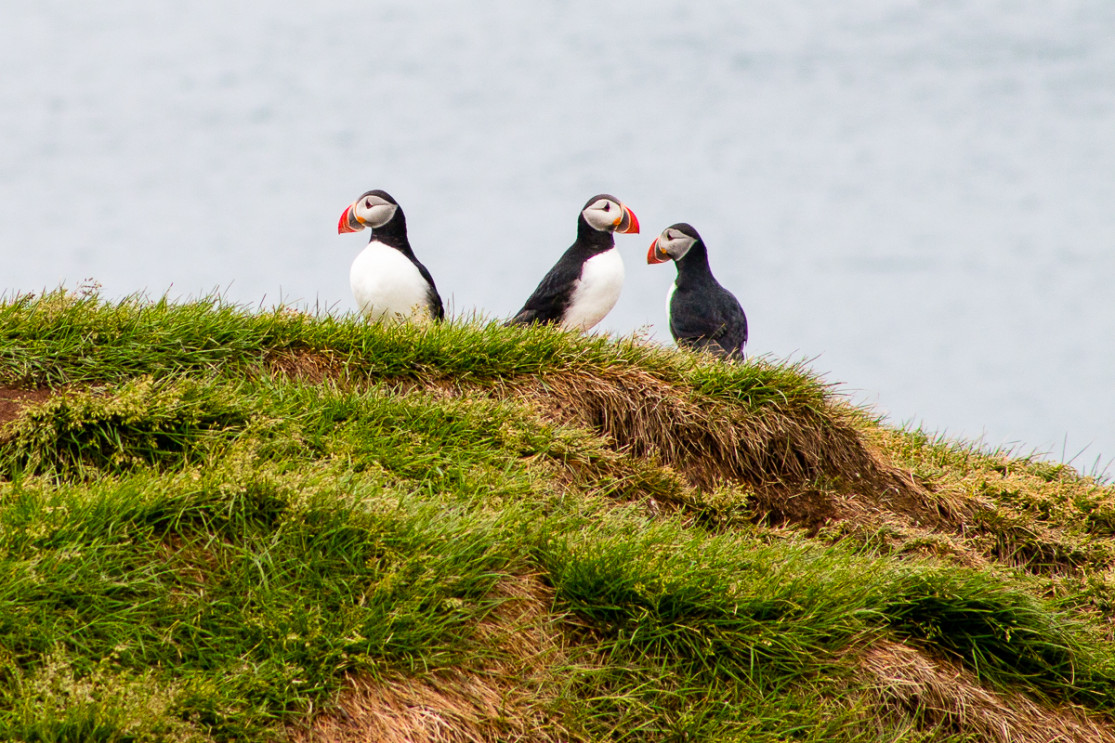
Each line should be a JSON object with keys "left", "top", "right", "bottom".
{"left": 1, "top": 292, "right": 1114, "bottom": 742}
{"left": 0, "top": 291, "right": 829, "bottom": 410}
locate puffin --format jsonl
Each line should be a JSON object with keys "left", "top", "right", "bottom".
{"left": 648, "top": 223, "right": 748, "bottom": 360}
{"left": 507, "top": 194, "right": 639, "bottom": 331}
{"left": 338, "top": 189, "right": 444, "bottom": 322}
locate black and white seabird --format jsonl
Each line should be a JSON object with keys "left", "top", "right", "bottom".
{"left": 338, "top": 189, "right": 444, "bottom": 322}
{"left": 648, "top": 223, "right": 748, "bottom": 359}
{"left": 507, "top": 194, "right": 640, "bottom": 331}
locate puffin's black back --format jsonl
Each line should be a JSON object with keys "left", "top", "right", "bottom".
{"left": 667, "top": 225, "right": 748, "bottom": 359}
{"left": 506, "top": 194, "right": 620, "bottom": 326}
{"left": 506, "top": 251, "right": 583, "bottom": 325}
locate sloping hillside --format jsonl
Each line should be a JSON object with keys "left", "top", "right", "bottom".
{"left": 1, "top": 291, "right": 1114, "bottom": 742}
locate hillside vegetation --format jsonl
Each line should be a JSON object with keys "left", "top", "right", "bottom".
{"left": 1, "top": 290, "right": 1114, "bottom": 742}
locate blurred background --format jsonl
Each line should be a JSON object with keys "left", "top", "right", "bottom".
{"left": 2, "top": 1, "right": 1113, "bottom": 473}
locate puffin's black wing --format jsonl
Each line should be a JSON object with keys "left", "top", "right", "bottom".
{"left": 412, "top": 258, "right": 445, "bottom": 321}
{"left": 506, "top": 251, "right": 581, "bottom": 326}
{"left": 670, "top": 284, "right": 748, "bottom": 359}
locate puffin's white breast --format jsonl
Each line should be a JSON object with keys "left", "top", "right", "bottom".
{"left": 562, "top": 247, "right": 624, "bottom": 332}
{"left": 350, "top": 240, "right": 432, "bottom": 322}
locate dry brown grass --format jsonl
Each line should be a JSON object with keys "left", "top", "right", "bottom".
{"left": 263, "top": 349, "right": 348, "bottom": 385}
{"left": 517, "top": 368, "right": 981, "bottom": 541}
{"left": 290, "top": 575, "right": 585, "bottom": 743}
{"left": 858, "top": 639, "right": 1115, "bottom": 742}
{"left": 519, "top": 367, "right": 864, "bottom": 490}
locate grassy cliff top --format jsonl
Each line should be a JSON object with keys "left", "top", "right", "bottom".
{"left": 1, "top": 291, "right": 1113, "bottom": 742}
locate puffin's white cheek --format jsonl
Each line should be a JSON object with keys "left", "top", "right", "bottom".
{"left": 583, "top": 209, "right": 613, "bottom": 232}
{"left": 358, "top": 203, "right": 397, "bottom": 228}
{"left": 666, "top": 237, "right": 695, "bottom": 261}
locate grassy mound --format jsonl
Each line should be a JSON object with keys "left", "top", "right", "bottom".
{"left": 1, "top": 291, "right": 1113, "bottom": 742}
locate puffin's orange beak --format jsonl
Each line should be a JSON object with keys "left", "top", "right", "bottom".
{"left": 616, "top": 204, "right": 640, "bottom": 234}
{"left": 647, "top": 237, "right": 668, "bottom": 264}
{"left": 338, "top": 204, "right": 363, "bottom": 234}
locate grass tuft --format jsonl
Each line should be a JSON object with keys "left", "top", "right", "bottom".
{"left": 0, "top": 377, "right": 250, "bottom": 481}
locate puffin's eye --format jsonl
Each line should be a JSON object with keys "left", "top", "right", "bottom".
{"left": 603, "top": 203, "right": 611, "bottom": 211}
{"left": 364, "top": 200, "right": 373, "bottom": 208}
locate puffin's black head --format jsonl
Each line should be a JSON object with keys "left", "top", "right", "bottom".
{"left": 647, "top": 222, "right": 701, "bottom": 264}
{"left": 338, "top": 189, "right": 404, "bottom": 234}
{"left": 578, "top": 194, "right": 640, "bottom": 235}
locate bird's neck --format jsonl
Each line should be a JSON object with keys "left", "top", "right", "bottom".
{"left": 370, "top": 215, "right": 413, "bottom": 255}
{"left": 575, "top": 219, "right": 616, "bottom": 255}
{"left": 675, "top": 242, "right": 714, "bottom": 287}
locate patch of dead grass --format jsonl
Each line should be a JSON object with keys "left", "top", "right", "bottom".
{"left": 291, "top": 575, "right": 585, "bottom": 743}
{"left": 859, "top": 639, "right": 1115, "bottom": 742}
{"left": 263, "top": 349, "right": 347, "bottom": 385}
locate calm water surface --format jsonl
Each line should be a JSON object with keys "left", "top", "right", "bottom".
{"left": 2, "top": 1, "right": 1114, "bottom": 472}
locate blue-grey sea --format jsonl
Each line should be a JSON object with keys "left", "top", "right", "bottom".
{"left": 3, "top": 1, "right": 1113, "bottom": 473}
